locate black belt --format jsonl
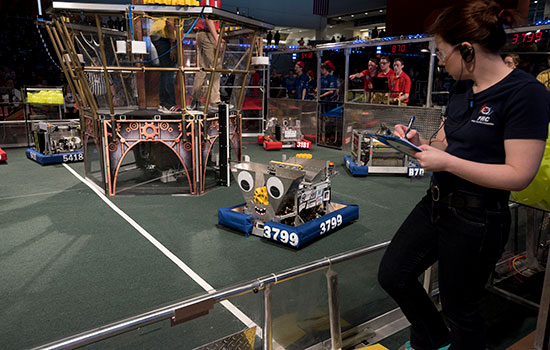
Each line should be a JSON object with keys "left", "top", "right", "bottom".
{"left": 430, "top": 184, "right": 506, "bottom": 210}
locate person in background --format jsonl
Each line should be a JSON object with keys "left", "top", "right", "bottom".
{"left": 378, "top": 1, "right": 550, "bottom": 350}
{"left": 371, "top": 27, "right": 379, "bottom": 39}
{"left": 389, "top": 57, "right": 412, "bottom": 105}
{"left": 378, "top": 55, "right": 395, "bottom": 80}
{"left": 306, "top": 70, "right": 316, "bottom": 99}
{"left": 266, "top": 31, "right": 273, "bottom": 45}
{"left": 298, "top": 37, "right": 305, "bottom": 46}
{"left": 320, "top": 60, "right": 338, "bottom": 101}
{"left": 190, "top": 0, "right": 225, "bottom": 111}
{"left": 150, "top": 17, "right": 178, "bottom": 113}
{"left": 274, "top": 30, "right": 281, "bottom": 46}
{"left": 349, "top": 57, "right": 379, "bottom": 95}
{"left": 372, "top": 56, "right": 394, "bottom": 103}
{"left": 284, "top": 69, "right": 296, "bottom": 98}
{"left": 294, "top": 61, "right": 309, "bottom": 100}
{"left": 269, "top": 68, "right": 284, "bottom": 98}
{"left": 536, "top": 55, "right": 550, "bottom": 92}
{"left": 503, "top": 53, "right": 520, "bottom": 69}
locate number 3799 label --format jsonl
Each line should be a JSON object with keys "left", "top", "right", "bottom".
{"left": 263, "top": 213, "right": 344, "bottom": 247}
{"left": 264, "top": 226, "right": 300, "bottom": 247}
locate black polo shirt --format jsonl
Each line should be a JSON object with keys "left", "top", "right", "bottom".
{"left": 433, "top": 69, "right": 550, "bottom": 199}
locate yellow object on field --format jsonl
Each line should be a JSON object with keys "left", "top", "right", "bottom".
{"left": 510, "top": 124, "right": 550, "bottom": 212}
{"left": 296, "top": 153, "right": 312, "bottom": 159}
{"left": 270, "top": 160, "right": 304, "bottom": 170}
{"left": 27, "top": 90, "right": 64, "bottom": 105}
{"left": 355, "top": 344, "right": 389, "bottom": 350}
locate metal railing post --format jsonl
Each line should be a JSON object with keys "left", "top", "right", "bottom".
{"left": 263, "top": 283, "right": 273, "bottom": 350}
{"left": 534, "top": 247, "right": 550, "bottom": 349}
{"left": 326, "top": 267, "right": 342, "bottom": 349}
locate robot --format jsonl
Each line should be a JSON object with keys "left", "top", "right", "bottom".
{"left": 345, "top": 123, "right": 424, "bottom": 177}
{"left": 220, "top": 155, "right": 359, "bottom": 248}
{"left": 32, "top": 121, "right": 82, "bottom": 155}
{"left": 257, "top": 118, "right": 311, "bottom": 150}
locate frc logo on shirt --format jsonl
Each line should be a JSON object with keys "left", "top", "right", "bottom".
{"left": 472, "top": 104, "right": 495, "bottom": 126}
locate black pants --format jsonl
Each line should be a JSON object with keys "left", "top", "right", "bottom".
{"left": 152, "top": 37, "right": 176, "bottom": 108}
{"left": 378, "top": 193, "right": 510, "bottom": 350}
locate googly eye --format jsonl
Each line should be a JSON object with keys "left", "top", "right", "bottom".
{"left": 266, "top": 176, "right": 284, "bottom": 199}
{"left": 237, "top": 171, "right": 254, "bottom": 192}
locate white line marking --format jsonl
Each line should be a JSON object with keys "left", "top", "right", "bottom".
{"left": 0, "top": 189, "right": 79, "bottom": 201}
{"left": 62, "top": 164, "right": 263, "bottom": 336}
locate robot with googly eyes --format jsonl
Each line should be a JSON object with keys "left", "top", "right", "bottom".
{"left": 229, "top": 156, "right": 346, "bottom": 238}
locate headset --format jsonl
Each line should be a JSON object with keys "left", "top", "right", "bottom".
{"left": 458, "top": 43, "right": 475, "bottom": 63}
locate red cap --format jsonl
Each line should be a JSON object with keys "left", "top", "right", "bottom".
{"left": 307, "top": 70, "right": 314, "bottom": 77}
{"left": 324, "top": 60, "right": 335, "bottom": 71}
{"left": 296, "top": 61, "right": 305, "bottom": 68}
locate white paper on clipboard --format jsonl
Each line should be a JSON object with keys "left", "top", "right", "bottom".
{"left": 366, "top": 133, "right": 423, "bottom": 158}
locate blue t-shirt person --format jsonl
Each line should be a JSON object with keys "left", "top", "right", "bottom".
{"left": 294, "top": 73, "right": 309, "bottom": 99}
{"left": 320, "top": 73, "right": 338, "bottom": 101}
{"left": 284, "top": 74, "right": 296, "bottom": 98}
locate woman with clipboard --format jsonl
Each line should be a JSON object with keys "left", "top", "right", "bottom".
{"left": 377, "top": 1, "right": 550, "bottom": 350}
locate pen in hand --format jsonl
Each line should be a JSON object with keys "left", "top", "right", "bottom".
{"left": 404, "top": 115, "right": 416, "bottom": 139}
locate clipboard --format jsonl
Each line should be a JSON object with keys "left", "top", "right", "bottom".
{"left": 366, "top": 133, "right": 423, "bottom": 158}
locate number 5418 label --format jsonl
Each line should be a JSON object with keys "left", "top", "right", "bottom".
{"left": 62, "top": 153, "right": 84, "bottom": 162}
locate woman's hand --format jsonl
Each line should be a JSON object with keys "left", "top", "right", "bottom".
{"left": 394, "top": 123, "right": 421, "bottom": 146}
{"left": 415, "top": 144, "right": 452, "bottom": 172}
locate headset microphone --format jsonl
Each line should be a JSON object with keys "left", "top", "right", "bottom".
{"left": 459, "top": 44, "right": 475, "bottom": 63}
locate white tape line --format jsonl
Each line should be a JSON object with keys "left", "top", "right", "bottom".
{"left": 62, "top": 164, "right": 262, "bottom": 335}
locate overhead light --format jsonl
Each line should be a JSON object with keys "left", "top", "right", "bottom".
{"left": 420, "top": 48, "right": 430, "bottom": 52}
{"left": 338, "top": 16, "right": 342, "bottom": 19}
{"left": 360, "top": 29, "right": 370, "bottom": 32}
{"left": 379, "top": 9, "right": 383, "bottom": 12}
{"left": 364, "top": 12, "right": 368, "bottom": 15}
{"left": 351, "top": 14, "right": 354, "bottom": 17}
{"left": 535, "top": 0, "right": 538, "bottom": 3}
{"left": 329, "top": 25, "right": 333, "bottom": 28}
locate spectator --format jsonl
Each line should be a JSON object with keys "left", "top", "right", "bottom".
{"left": 504, "top": 54, "right": 520, "bottom": 69}
{"left": 306, "top": 70, "right": 316, "bottom": 99}
{"left": 190, "top": 0, "right": 226, "bottom": 112}
{"left": 378, "top": 55, "right": 394, "bottom": 79}
{"left": 536, "top": 55, "right": 550, "bottom": 92}
{"left": 293, "top": 61, "right": 309, "bottom": 100}
{"left": 284, "top": 69, "right": 296, "bottom": 98}
{"left": 274, "top": 30, "right": 281, "bottom": 46}
{"left": 320, "top": 60, "right": 338, "bottom": 101}
{"left": 269, "top": 68, "right": 284, "bottom": 98}
{"left": 150, "top": 17, "right": 178, "bottom": 113}
{"left": 349, "top": 57, "right": 379, "bottom": 93}
{"left": 389, "top": 57, "right": 412, "bottom": 105}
